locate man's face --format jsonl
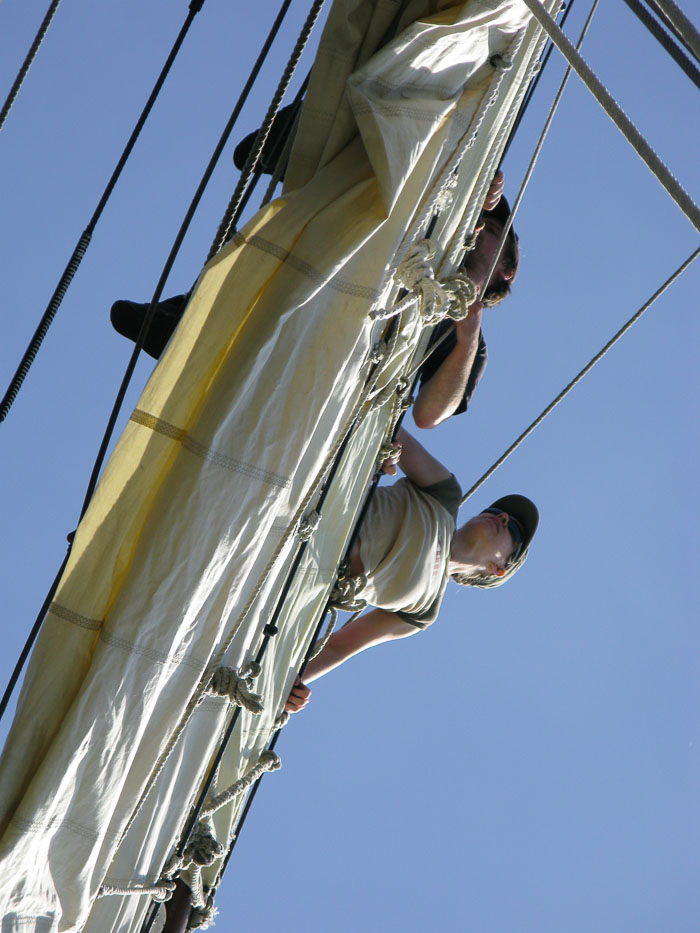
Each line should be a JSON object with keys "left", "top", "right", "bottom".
{"left": 461, "top": 509, "right": 518, "bottom": 576}
{"left": 462, "top": 216, "right": 514, "bottom": 304}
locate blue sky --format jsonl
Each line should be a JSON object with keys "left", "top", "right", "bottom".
{"left": 1, "top": 1, "right": 698, "bottom": 931}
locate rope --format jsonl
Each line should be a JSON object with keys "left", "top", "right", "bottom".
{"left": 500, "top": 0, "right": 577, "bottom": 162}
{"left": 98, "top": 880, "right": 177, "bottom": 902}
{"left": 478, "top": 0, "right": 600, "bottom": 300}
{"left": 0, "top": 0, "right": 206, "bottom": 424}
{"left": 207, "top": 663, "right": 264, "bottom": 715}
{"left": 460, "top": 246, "right": 699, "bottom": 505}
{"left": 0, "top": 0, "right": 63, "bottom": 135}
{"left": 206, "top": 0, "right": 327, "bottom": 259}
{"left": 620, "top": 0, "right": 700, "bottom": 89}
{"left": 131, "top": 324, "right": 404, "bottom": 910}
{"left": 200, "top": 750, "right": 281, "bottom": 818}
{"left": 518, "top": 0, "right": 700, "bottom": 233}
{"left": 645, "top": 0, "right": 700, "bottom": 63}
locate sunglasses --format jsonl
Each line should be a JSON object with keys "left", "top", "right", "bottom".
{"left": 483, "top": 507, "right": 523, "bottom": 565}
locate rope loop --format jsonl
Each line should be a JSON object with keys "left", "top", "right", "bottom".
{"left": 309, "top": 606, "right": 337, "bottom": 660}
{"left": 207, "top": 663, "right": 264, "bottom": 715}
{"left": 201, "top": 750, "right": 281, "bottom": 818}
{"left": 298, "top": 509, "right": 320, "bottom": 541}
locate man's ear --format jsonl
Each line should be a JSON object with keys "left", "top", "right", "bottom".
{"left": 485, "top": 562, "right": 507, "bottom": 577}
{"left": 484, "top": 560, "right": 506, "bottom": 577}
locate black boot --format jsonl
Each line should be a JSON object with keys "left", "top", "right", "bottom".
{"left": 233, "top": 101, "right": 300, "bottom": 178}
{"left": 110, "top": 293, "right": 188, "bottom": 360}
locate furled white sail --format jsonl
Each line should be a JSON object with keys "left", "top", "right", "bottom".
{"left": 0, "top": 1, "right": 555, "bottom": 929}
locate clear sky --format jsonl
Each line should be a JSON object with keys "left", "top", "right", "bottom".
{"left": 1, "top": 1, "right": 698, "bottom": 931}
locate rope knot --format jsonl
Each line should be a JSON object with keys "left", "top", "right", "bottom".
{"left": 259, "top": 749, "right": 282, "bottom": 772}
{"left": 208, "top": 663, "right": 264, "bottom": 715}
{"left": 395, "top": 239, "right": 437, "bottom": 290}
{"left": 298, "top": 509, "right": 320, "bottom": 541}
{"left": 184, "top": 823, "right": 226, "bottom": 868}
{"left": 152, "top": 879, "right": 177, "bottom": 903}
{"left": 330, "top": 573, "right": 368, "bottom": 612}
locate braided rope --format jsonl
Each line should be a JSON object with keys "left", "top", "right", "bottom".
{"left": 460, "top": 247, "right": 699, "bottom": 505}
{"left": 646, "top": 0, "right": 700, "bottom": 62}
{"left": 98, "top": 879, "right": 176, "bottom": 902}
{"left": 620, "top": 0, "right": 700, "bottom": 89}
{"left": 476, "top": 0, "right": 600, "bottom": 298}
{"left": 207, "top": 0, "right": 327, "bottom": 258}
{"left": 0, "top": 0, "right": 63, "bottom": 135}
{"left": 201, "top": 750, "right": 281, "bottom": 818}
{"left": 519, "top": 0, "right": 700, "bottom": 231}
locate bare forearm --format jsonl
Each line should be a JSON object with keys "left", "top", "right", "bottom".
{"left": 304, "top": 609, "right": 416, "bottom": 683}
{"left": 413, "top": 334, "right": 479, "bottom": 429}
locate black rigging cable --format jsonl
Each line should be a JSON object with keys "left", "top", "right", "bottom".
{"left": 0, "top": 0, "right": 206, "bottom": 424}
{"left": 501, "top": 0, "right": 577, "bottom": 162}
{"left": 0, "top": 0, "right": 298, "bottom": 728}
{"left": 0, "top": 0, "right": 63, "bottom": 135}
{"left": 644, "top": 0, "right": 700, "bottom": 64}
{"left": 619, "top": 0, "right": 700, "bottom": 89}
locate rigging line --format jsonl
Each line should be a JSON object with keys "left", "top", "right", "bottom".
{"left": 0, "top": 0, "right": 296, "bottom": 727}
{"left": 0, "top": 0, "right": 62, "bottom": 135}
{"left": 77, "top": 0, "right": 296, "bottom": 525}
{"left": 0, "top": 544, "right": 70, "bottom": 724}
{"left": 480, "top": 0, "right": 600, "bottom": 302}
{"left": 0, "top": 0, "right": 206, "bottom": 425}
{"left": 500, "top": 0, "right": 577, "bottom": 163}
{"left": 408, "top": 0, "right": 598, "bottom": 388}
{"left": 207, "top": 0, "right": 328, "bottom": 260}
{"left": 643, "top": 0, "right": 700, "bottom": 63}
{"left": 619, "top": 0, "right": 700, "bottom": 89}
{"left": 519, "top": 0, "right": 700, "bottom": 233}
{"left": 460, "top": 246, "right": 700, "bottom": 505}
{"left": 645, "top": 0, "right": 700, "bottom": 63}
{"left": 139, "top": 358, "right": 400, "bottom": 933}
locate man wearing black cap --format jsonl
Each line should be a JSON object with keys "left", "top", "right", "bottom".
{"left": 285, "top": 426, "right": 538, "bottom": 712}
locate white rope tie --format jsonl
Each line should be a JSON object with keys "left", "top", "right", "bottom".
{"left": 207, "top": 662, "right": 264, "bottom": 715}
{"left": 309, "top": 606, "right": 337, "bottom": 660}
{"left": 201, "top": 750, "right": 281, "bottom": 818}
{"left": 98, "top": 880, "right": 177, "bottom": 902}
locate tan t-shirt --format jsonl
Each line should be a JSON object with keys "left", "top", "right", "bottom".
{"left": 358, "top": 475, "right": 462, "bottom": 628}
